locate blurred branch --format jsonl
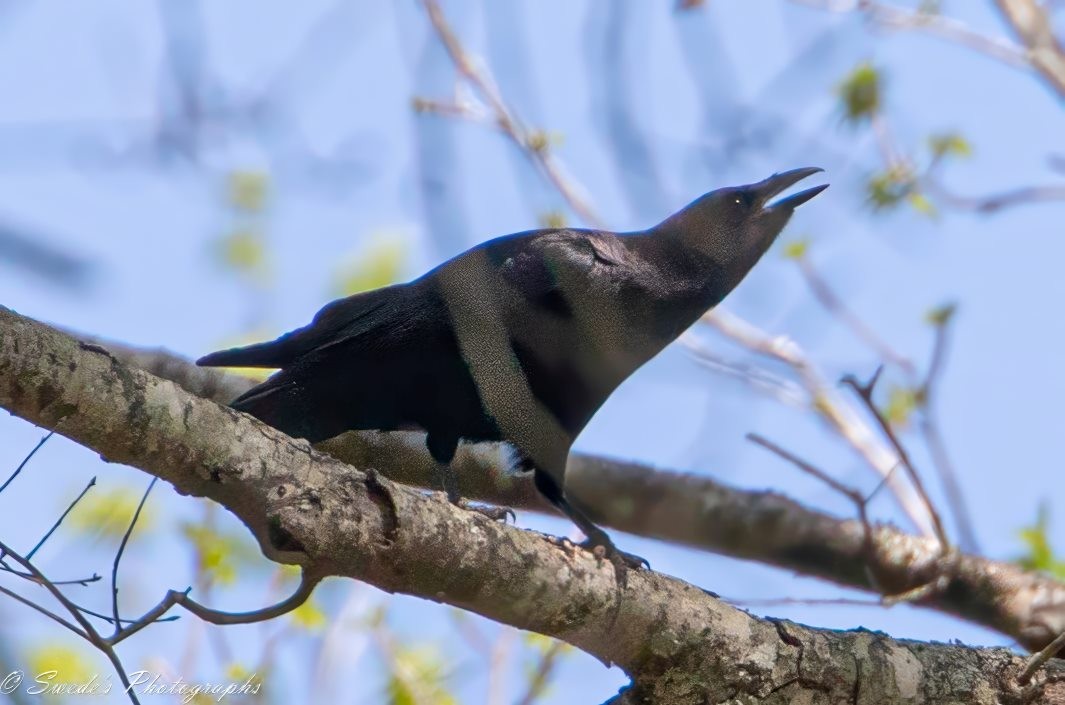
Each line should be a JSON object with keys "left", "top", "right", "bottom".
{"left": 697, "top": 308, "right": 933, "bottom": 535}
{"left": 923, "top": 180, "right": 1065, "bottom": 213}
{"left": 749, "top": 432, "right": 955, "bottom": 606}
{"left": 0, "top": 224, "right": 94, "bottom": 292}
{"left": 995, "top": 0, "right": 1065, "bottom": 98}
{"left": 796, "top": 256, "right": 915, "bottom": 375}
{"left": 840, "top": 369, "right": 956, "bottom": 589}
{"left": 792, "top": 249, "right": 980, "bottom": 553}
{"left": 2, "top": 307, "right": 1063, "bottom": 702}
{"left": 0, "top": 537, "right": 142, "bottom": 704}
{"left": 83, "top": 333, "right": 1065, "bottom": 653}
{"left": 792, "top": 0, "right": 1029, "bottom": 68}
{"left": 418, "top": 0, "right": 602, "bottom": 227}
{"left": 514, "top": 640, "right": 566, "bottom": 705}
{"left": 801, "top": 0, "right": 1065, "bottom": 214}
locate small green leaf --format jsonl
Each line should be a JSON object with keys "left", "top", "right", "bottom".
{"left": 216, "top": 229, "right": 268, "bottom": 276}
{"left": 867, "top": 167, "right": 915, "bottom": 210}
{"left": 181, "top": 523, "right": 259, "bottom": 586}
{"left": 523, "top": 632, "right": 571, "bottom": 655}
{"left": 882, "top": 386, "right": 918, "bottom": 426}
{"left": 290, "top": 598, "right": 327, "bottom": 631}
{"left": 837, "top": 62, "right": 881, "bottom": 123}
{"left": 278, "top": 564, "right": 301, "bottom": 580}
{"left": 1016, "top": 504, "right": 1065, "bottom": 579}
{"left": 782, "top": 239, "right": 809, "bottom": 260}
{"left": 27, "top": 644, "right": 94, "bottom": 685}
{"left": 227, "top": 171, "right": 270, "bottom": 212}
{"left": 539, "top": 211, "right": 567, "bottom": 229}
{"left": 928, "top": 132, "right": 972, "bottom": 160}
{"left": 925, "top": 302, "right": 957, "bottom": 327}
{"left": 333, "top": 238, "right": 407, "bottom": 297}
{"left": 526, "top": 130, "right": 550, "bottom": 153}
{"left": 386, "top": 646, "right": 457, "bottom": 705}
{"left": 908, "top": 192, "right": 938, "bottom": 218}
{"left": 69, "top": 488, "right": 154, "bottom": 541}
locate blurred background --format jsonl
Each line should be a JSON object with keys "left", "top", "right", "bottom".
{"left": 1, "top": 0, "right": 1064, "bottom": 702}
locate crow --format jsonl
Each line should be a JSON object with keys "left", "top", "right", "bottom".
{"left": 197, "top": 167, "right": 827, "bottom": 573}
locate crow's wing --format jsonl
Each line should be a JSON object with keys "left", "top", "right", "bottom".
{"left": 198, "top": 280, "right": 453, "bottom": 442}
{"left": 491, "top": 230, "right": 627, "bottom": 316}
{"left": 196, "top": 282, "right": 418, "bottom": 369}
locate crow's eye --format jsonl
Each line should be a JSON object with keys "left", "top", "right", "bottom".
{"left": 728, "top": 192, "right": 751, "bottom": 210}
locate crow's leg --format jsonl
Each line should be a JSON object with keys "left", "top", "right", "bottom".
{"left": 425, "top": 433, "right": 513, "bottom": 522}
{"left": 426, "top": 432, "right": 462, "bottom": 501}
{"left": 532, "top": 468, "right": 648, "bottom": 583}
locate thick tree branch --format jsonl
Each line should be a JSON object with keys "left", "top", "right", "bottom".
{"left": 5, "top": 306, "right": 1065, "bottom": 702}
{"left": 89, "top": 332, "right": 1065, "bottom": 654}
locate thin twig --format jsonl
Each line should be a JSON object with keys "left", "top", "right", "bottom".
{"left": 0, "top": 583, "right": 88, "bottom": 639}
{"left": 1019, "top": 628, "right": 1065, "bottom": 685}
{"left": 0, "top": 562, "right": 100, "bottom": 586}
{"left": 841, "top": 369, "right": 950, "bottom": 551}
{"left": 722, "top": 595, "right": 885, "bottom": 608}
{"left": 791, "top": 0, "right": 1029, "bottom": 68}
{"left": 748, "top": 433, "right": 865, "bottom": 506}
{"left": 794, "top": 249, "right": 979, "bottom": 552}
{"left": 26, "top": 476, "right": 96, "bottom": 560}
{"left": 514, "top": 640, "right": 566, "bottom": 705}
{"left": 748, "top": 432, "right": 953, "bottom": 605}
{"left": 110, "top": 568, "right": 323, "bottom": 646}
{"left": 0, "top": 431, "right": 53, "bottom": 494}
{"left": 703, "top": 309, "right": 933, "bottom": 536}
{"left": 995, "top": 0, "right": 1065, "bottom": 99}
{"left": 796, "top": 257, "right": 916, "bottom": 375}
{"left": 111, "top": 476, "right": 157, "bottom": 635}
{"left": 0, "top": 538, "right": 142, "bottom": 705}
{"left": 419, "top": 0, "right": 603, "bottom": 227}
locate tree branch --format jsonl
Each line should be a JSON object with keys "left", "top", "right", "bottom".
{"left": 995, "top": 0, "right": 1065, "bottom": 99}
{"left": 5, "top": 306, "right": 1065, "bottom": 701}
{"left": 82, "top": 330, "right": 1065, "bottom": 654}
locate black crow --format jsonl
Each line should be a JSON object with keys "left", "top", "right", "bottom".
{"left": 197, "top": 167, "right": 827, "bottom": 573}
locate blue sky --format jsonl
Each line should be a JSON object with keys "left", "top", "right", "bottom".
{"left": 1, "top": 1, "right": 1063, "bottom": 702}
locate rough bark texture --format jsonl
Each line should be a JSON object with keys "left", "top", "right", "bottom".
{"left": 102, "top": 334, "right": 1065, "bottom": 654}
{"left": 4, "top": 306, "right": 1065, "bottom": 703}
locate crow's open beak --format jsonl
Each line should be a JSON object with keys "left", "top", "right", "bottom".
{"left": 755, "top": 167, "right": 829, "bottom": 211}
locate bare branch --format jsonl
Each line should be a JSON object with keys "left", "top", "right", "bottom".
{"left": 111, "top": 477, "right": 157, "bottom": 635}
{"left": 3, "top": 305, "right": 1064, "bottom": 702}
{"left": 792, "top": 0, "right": 1029, "bottom": 69}
{"left": 95, "top": 337, "right": 1065, "bottom": 653}
{"left": 418, "top": 0, "right": 603, "bottom": 227}
{"left": 842, "top": 369, "right": 951, "bottom": 552}
{"left": 701, "top": 308, "right": 934, "bottom": 536}
{"left": 26, "top": 476, "right": 95, "bottom": 560}
{"left": 796, "top": 256, "right": 916, "bottom": 375}
{"left": 995, "top": 0, "right": 1065, "bottom": 99}
{"left": 0, "top": 430, "right": 52, "bottom": 494}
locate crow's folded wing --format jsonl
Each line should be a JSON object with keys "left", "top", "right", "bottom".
{"left": 196, "top": 282, "right": 427, "bottom": 369}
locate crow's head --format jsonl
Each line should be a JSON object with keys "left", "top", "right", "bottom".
{"left": 659, "top": 167, "right": 827, "bottom": 287}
